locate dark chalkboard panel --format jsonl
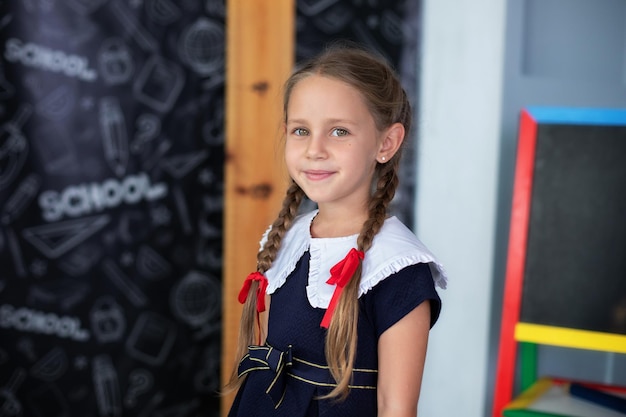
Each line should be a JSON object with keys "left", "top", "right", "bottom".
{"left": 521, "top": 122, "right": 626, "bottom": 335}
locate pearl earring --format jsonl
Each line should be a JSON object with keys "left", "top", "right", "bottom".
{"left": 381, "top": 156, "right": 386, "bottom": 162}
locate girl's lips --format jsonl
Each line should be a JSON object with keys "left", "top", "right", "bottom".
{"left": 303, "top": 170, "right": 334, "bottom": 181}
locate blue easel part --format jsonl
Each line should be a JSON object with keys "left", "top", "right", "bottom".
{"left": 526, "top": 107, "right": 626, "bottom": 126}
{"left": 569, "top": 383, "right": 626, "bottom": 413}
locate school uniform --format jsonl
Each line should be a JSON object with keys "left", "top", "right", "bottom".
{"left": 229, "top": 210, "right": 446, "bottom": 417}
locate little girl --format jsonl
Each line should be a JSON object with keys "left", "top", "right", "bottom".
{"left": 227, "top": 45, "right": 447, "bottom": 416}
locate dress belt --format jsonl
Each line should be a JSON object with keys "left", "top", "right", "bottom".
{"left": 237, "top": 344, "right": 377, "bottom": 408}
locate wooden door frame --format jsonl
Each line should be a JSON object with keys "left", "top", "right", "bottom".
{"left": 222, "top": 0, "right": 294, "bottom": 414}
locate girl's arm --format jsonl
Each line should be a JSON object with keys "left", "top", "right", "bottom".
{"left": 377, "top": 301, "right": 432, "bottom": 417}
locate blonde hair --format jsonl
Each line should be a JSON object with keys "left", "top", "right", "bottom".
{"left": 230, "top": 45, "right": 412, "bottom": 400}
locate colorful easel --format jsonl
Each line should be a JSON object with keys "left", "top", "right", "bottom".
{"left": 492, "top": 107, "right": 626, "bottom": 417}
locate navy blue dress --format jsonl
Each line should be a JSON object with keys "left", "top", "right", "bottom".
{"left": 228, "top": 251, "right": 441, "bottom": 417}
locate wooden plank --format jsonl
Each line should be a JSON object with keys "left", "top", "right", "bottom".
{"left": 222, "top": 0, "right": 294, "bottom": 414}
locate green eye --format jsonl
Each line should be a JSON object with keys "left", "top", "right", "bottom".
{"left": 292, "top": 128, "right": 309, "bottom": 136}
{"left": 331, "top": 128, "right": 349, "bottom": 137}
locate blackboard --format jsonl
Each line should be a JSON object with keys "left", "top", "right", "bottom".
{"left": 0, "top": 2, "right": 225, "bottom": 416}
{"left": 521, "top": 120, "right": 626, "bottom": 335}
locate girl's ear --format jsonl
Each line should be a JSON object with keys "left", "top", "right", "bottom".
{"left": 377, "top": 123, "right": 405, "bottom": 163}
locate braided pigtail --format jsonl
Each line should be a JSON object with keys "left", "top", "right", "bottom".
{"left": 323, "top": 157, "right": 401, "bottom": 400}
{"left": 257, "top": 181, "right": 306, "bottom": 274}
{"left": 227, "top": 180, "right": 305, "bottom": 389}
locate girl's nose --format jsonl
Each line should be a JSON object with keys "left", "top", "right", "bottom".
{"left": 306, "top": 133, "right": 327, "bottom": 159}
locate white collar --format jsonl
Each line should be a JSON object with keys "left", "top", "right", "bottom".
{"left": 261, "top": 210, "right": 447, "bottom": 309}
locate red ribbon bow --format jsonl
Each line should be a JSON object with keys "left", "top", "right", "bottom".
{"left": 320, "top": 248, "right": 365, "bottom": 328}
{"left": 238, "top": 271, "right": 268, "bottom": 312}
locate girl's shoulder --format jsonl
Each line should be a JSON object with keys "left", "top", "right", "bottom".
{"left": 360, "top": 216, "right": 447, "bottom": 294}
{"left": 258, "top": 210, "right": 316, "bottom": 250}
{"left": 262, "top": 210, "right": 317, "bottom": 294}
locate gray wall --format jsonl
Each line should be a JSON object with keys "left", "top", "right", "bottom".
{"left": 415, "top": 1, "right": 506, "bottom": 416}
{"left": 416, "top": 0, "right": 626, "bottom": 416}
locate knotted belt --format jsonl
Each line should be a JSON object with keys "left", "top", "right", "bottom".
{"left": 237, "top": 344, "right": 377, "bottom": 408}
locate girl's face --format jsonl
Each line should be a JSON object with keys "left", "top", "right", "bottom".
{"left": 285, "top": 75, "right": 384, "bottom": 214}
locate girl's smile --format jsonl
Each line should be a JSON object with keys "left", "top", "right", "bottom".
{"left": 303, "top": 169, "right": 336, "bottom": 181}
